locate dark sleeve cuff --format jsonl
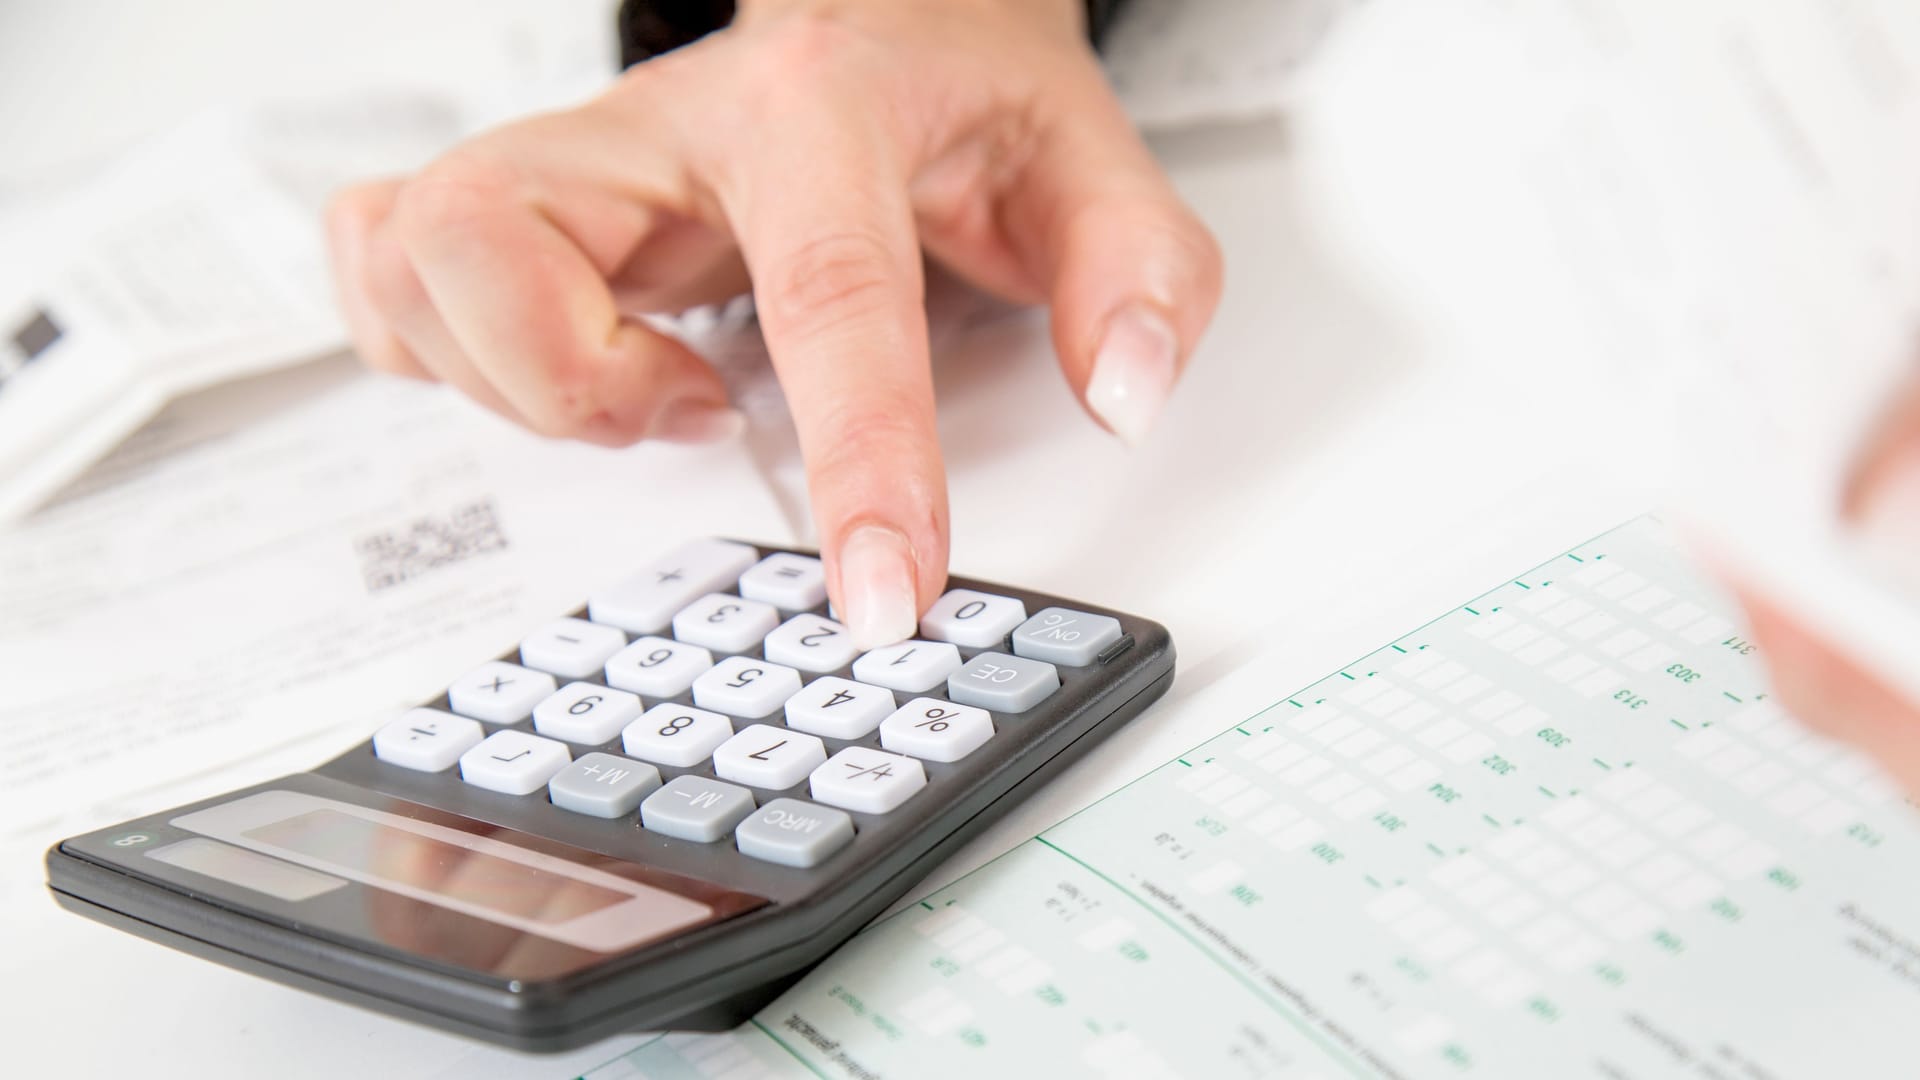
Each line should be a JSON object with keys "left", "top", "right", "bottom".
{"left": 618, "top": 0, "right": 738, "bottom": 67}
{"left": 1084, "top": 0, "right": 1123, "bottom": 45}
{"left": 618, "top": 0, "right": 1127, "bottom": 66}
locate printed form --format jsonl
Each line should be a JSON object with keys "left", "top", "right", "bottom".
{"left": 602, "top": 517, "right": 1920, "bottom": 1078}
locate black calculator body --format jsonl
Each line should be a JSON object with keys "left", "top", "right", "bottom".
{"left": 46, "top": 540, "right": 1174, "bottom": 1052}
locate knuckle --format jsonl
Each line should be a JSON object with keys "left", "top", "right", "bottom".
{"left": 355, "top": 338, "right": 413, "bottom": 377}
{"left": 392, "top": 153, "right": 520, "bottom": 237}
{"left": 361, "top": 231, "right": 430, "bottom": 323}
{"left": 1129, "top": 199, "right": 1225, "bottom": 290}
{"left": 323, "top": 184, "right": 384, "bottom": 239}
{"left": 807, "top": 401, "right": 932, "bottom": 487}
{"left": 758, "top": 229, "right": 902, "bottom": 337}
{"left": 749, "top": 15, "right": 870, "bottom": 93}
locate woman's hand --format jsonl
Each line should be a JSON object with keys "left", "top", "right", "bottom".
{"left": 1736, "top": 374, "right": 1920, "bottom": 791}
{"left": 325, "top": 0, "right": 1222, "bottom": 647}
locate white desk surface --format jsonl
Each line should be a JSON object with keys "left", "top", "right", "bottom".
{"left": 0, "top": 2, "right": 1656, "bottom": 1076}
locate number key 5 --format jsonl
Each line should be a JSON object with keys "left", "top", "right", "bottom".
{"left": 693, "top": 656, "right": 802, "bottom": 719}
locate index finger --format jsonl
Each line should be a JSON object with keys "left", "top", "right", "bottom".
{"left": 716, "top": 108, "right": 948, "bottom": 649}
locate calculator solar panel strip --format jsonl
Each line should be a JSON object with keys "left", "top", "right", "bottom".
{"left": 46, "top": 540, "right": 1175, "bottom": 1052}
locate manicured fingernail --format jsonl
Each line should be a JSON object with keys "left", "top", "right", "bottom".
{"left": 839, "top": 524, "right": 919, "bottom": 650}
{"left": 648, "top": 400, "right": 746, "bottom": 444}
{"left": 1086, "top": 305, "right": 1179, "bottom": 447}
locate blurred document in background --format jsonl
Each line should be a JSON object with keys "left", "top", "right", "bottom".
{"left": 0, "top": 101, "right": 469, "bottom": 522}
{"left": 1293, "top": 0, "right": 1920, "bottom": 705}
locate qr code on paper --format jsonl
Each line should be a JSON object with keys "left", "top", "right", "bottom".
{"left": 356, "top": 499, "right": 509, "bottom": 592}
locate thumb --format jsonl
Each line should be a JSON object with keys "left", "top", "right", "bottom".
{"left": 1738, "top": 586, "right": 1920, "bottom": 795}
{"left": 1843, "top": 369, "right": 1920, "bottom": 593}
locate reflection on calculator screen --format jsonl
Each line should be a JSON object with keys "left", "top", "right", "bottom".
{"left": 248, "top": 810, "right": 630, "bottom": 921}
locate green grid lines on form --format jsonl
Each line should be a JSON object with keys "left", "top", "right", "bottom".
{"left": 597, "top": 517, "right": 1920, "bottom": 1080}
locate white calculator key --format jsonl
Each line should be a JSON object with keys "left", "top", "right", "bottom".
{"left": 784, "top": 676, "right": 896, "bottom": 739}
{"left": 373, "top": 709, "right": 483, "bottom": 772}
{"left": 737, "top": 553, "right": 828, "bottom": 610}
{"left": 518, "top": 617, "right": 627, "bottom": 679}
{"left": 673, "top": 593, "right": 781, "bottom": 654}
{"left": 692, "top": 655, "right": 802, "bottom": 719}
{"left": 458, "top": 730, "right": 572, "bottom": 795}
{"left": 532, "top": 682, "right": 643, "bottom": 745}
{"left": 762, "top": 615, "right": 860, "bottom": 673}
{"left": 809, "top": 747, "right": 926, "bottom": 814}
{"left": 852, "top": 640, "right": 963, "bottom": 693}
{"left": 587, "top": 539, "right": 759, "bottom": 634}
{"left": 446, "top": 661, "right": 558, "bottom": 724}
{"left": 880, "top": 698, "right": 994, "bottom": 762}
{"left": 604, "top": 636, "right": 711, "bottom": 697}
{"left": 712, "top": 724, "right": 828, "bottom": 790}
{"left": 622, "top": 703, "right": 735, "bottom": 767}
{"left": 919, "top": 589, "right": 1028, "bottom": 648}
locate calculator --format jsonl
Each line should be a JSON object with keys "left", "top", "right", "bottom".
{"left": 45, "top": 539, "right": 1174, "bottom": 1051}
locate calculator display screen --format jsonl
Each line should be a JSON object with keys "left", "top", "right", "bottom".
{"left": 167, "top": 789, "right": 766, "bottom": 974}
{"left": 248, "top": 810, "right": 631, "bottom": 921}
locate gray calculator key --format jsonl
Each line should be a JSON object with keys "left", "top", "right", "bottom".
{"left": 548, "top": 753, "right": 662, "bottom": 818}
{"left": 1012, "top": 607, "right": 1124, "bottom": 666}
{"left": 947, "top": 651, "right": 1060, "bottom": 712}
{"left": 734, "top": 798, "right": 855, "bottom": 868}
{"left": 641, "top": 775, "right": 757, "bottom": 842}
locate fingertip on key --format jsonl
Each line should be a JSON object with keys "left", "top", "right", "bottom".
{"left": 838, "top": 524, "right": 920, "bottom": 650}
